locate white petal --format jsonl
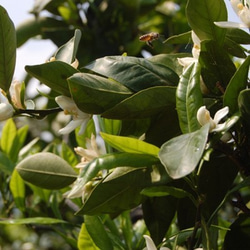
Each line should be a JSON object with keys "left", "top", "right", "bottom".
{"left": 55, "top": 96, "right": 76, "bottom": 110}
{"left": 78, "top": 118, "right": 90, "bottom": 135}
{"left": 213, "top": 106, "right": 229, "bottom": 124}
{"left": 177, "top": 57, "right": 197, "bottom": 68}
{"left": 0, "top": 103, "right": 14, "bottom": 121}
{"left": 58, "top": 119, "right": 82, "bottom": 134}
{"left": 214, "top": 21, "right": 249, "bottom": 28}
{"left": 143, "top": 235, "right": 157, "bottom": 250}
{"left": 191, "top": 31, "right": 201, "bottom": 46}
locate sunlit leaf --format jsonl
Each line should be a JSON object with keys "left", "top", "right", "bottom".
{"left": 16, "top": 152, "right": 77, "bottom": 189}
{"left": 159, "top": 124, "right": 209, "bottom": 179}
{"left": 100, "top": 132, "right": 160, "bottom": 156}
{"left": 0, "top": 6, "right": 16, "bottom": 92}
{"left": 176, "top": 62, "right": 203, "bottom": 133}
{"left": 0, "top": 217, "right": 68, "bottom": 225}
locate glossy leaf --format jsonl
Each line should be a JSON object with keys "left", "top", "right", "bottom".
{"left": 78, "top": 223, "right": 100, "bottom": 250}
{"left": 54, "top": 29, "right": 81, "bottom": 64}
{"left": 159, "top": 124, "right": 210, "bottom": 179}
{"left": 67, "top": 152, "right": 160, "bottom": 198}
{"left": 16, "top": 152, "right": 77, "bottom": 189}
{"left": 186, "top": 0, "right": 227, "bottom": 43}
{"left": 102, "top": 86, "right": 176, "bottom": 119}
{"left": 0, "top": 217, "right": 68, "bottom": 225}
{"left": 25, "top": 61, "right": 78, "bottom": 96}
{"left": 9, "top": 169, "right": 25, "bottom": 212}
{"left": 176, "top": 62, "right": 203, "bottom": 133}
{"left": 68, "top": 73, "right": 133, "bottom": 114}
{"left": 0, "top": 6, "right": 16, "bottom": 92}
{"left": 224, "top": 56, "right": 250, "bottom": 114}
{"left": 84, "top": 216, "right": 113, "bottom": 250}
{"left": 100, "top": 132, "right": 160, "bottom": 156}
{"left": 85, "top": 56, "right": 179, "bottom": 92}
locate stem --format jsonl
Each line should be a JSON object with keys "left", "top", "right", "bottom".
{"left": 16, "top": 107, "right": 62, "bottom": 119}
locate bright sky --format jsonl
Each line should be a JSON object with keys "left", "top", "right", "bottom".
{"left": 0, "top": 0, "right": 240, "bottom": 80}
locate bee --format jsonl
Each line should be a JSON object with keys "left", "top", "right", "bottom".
{"left": 139, "top": 32, "right": 160, "bottom": 48}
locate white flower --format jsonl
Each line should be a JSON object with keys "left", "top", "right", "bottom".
{"left": 143, "top": 235, "right": 170, "bottom": 250}
{"left": 0, "top": 90, "right": 14, "bottom": 121}
{"left": 214, "top": 0, "right": 250, "bottom": 28}
{"left": 55, "top": 95, "right": 91, "bottom": 135}
{"left": 74, "top": 134, "right": 101, "bottom": 170}
{"left": 9, "top": 80, "right": 25, "bottom": 109}
{"left": 197, "top": 106, "right": 229, "bottom": 132}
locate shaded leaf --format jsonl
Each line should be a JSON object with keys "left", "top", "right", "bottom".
{"left": 25, "top": 61, "right": 78, "bottom": 96}
{"left": 159, "top": 124, "right": 210, "bottom": 179}
{"left": 68, "top": 73, "right": 133, "bottom": 114}
{"left": 85, "top": 56, "right": 179, "bottom": 92}
{"left": 102, "top": 86, "right": 176, "bottom": 119}
{"left": 0, "top": 6, "right": 16, "bottom": 92}
{"left": 16, "top": 152, "right": 77, "bottom": 189}
{"left": 0, "top": 217, "right": 68, "bottom": 225}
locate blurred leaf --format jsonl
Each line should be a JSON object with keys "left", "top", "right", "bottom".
{"left": 9, "top": 169, "right": 25, "bottom": 212}
{"left": 226, "top": 28, "right": 250, "bottom": 45}
{"left": 0, "top": 151, "right": 14, "bottom": 174}
{"left": 16, "top": 152, "right": 77, "bottom": 189}
{"left": 176, "top": 62, "right": 203, "bottom": 133}
{"left": 223, "top": 214, "right": 250, "bottom": 250}
{"left": 142, "top": 196, "right": 177, "bottom": 245}
{"left": 164, "top": 31, "right": 191, "bottom": 45}
{"left": 238, "top": 89, "right": 250, "bottom": 136}
{"left": 102, "top": 86, "right": 176, "bottom": 119}
{"left": 85, "top": 56, "right": 179, "bottom": 92}
{"left": 78, "top": 223, "right": 100, "bottom": 250}
{"left": 25, "top": 61, "right": 78, "bottom": 96}
{"left": 61, "top": 141, "right": 79, "bottom": 166}
{"left": 55, "top": 29, "right": 81, "bottom": 64}
{"left": 0, "top": 217, "right": 68, "bottom": 225}
{"left": 159, "top": 124, "right": 209, "bottom": 179}
{"left": 100, "top": 132, "right": 160, "bottom": 156}
{"left": 224, "top": 38, "right": 247, "bottom": 58}
{"left": 84, "top": 215, "right": 113, "bottom": 250}
{"left": 186, "top": 0, "right": 227, "bottom": 43}
{"left": 67, "top": 152, "right": 160, "bottom": 198}
{"left": 224, "top": 56, "right": 250, "bottom": 114}
{"left": 0, "top": 6, "right": 16, "bottom": 92}
{"left": 199, "top": 40, "right": 236, "bottom": 95}
{"left": 68, "top": 73, "right": 133, "bottom": 114}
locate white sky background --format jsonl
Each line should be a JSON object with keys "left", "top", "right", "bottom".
{"left": 0, "top": 0, "right": 241, "bottom": 81}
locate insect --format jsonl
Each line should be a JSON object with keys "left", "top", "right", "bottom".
{"left": 139, "top": 32, "right": 160, "bottom": 48}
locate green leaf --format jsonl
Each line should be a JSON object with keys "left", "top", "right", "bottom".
{"left": 0, "top": 217, "right": 68, "bottom": 225}
{"left": 85, "top": 56, "right": 179, "bottom": 92}
{"left": 159, "top": 124, "right": 210, "bottom": 179}
{"left": 77, "top": 165, "right": 169, "bottom": 215}
{"left": 78, "top": 223, "right": 100, "bottom": 250}
{"left": 238, "top": 89, "right": 250, "bottom": 136}
{"left": 199, "top": 40, "right": 236, "bottom": 95}
{"left": 141, "top": 186, "right": 191, "bottom": 199}
{"left": 100, "top": 132, "right": 160, "bottom": 156}
{"left": 68, "top": 73, "right": 133, "bottom": 114}
{"left": 186, "top": 0, "right": 227, "bottom": 43}
{"left": 0, "top": 6, "right": 16, "bottom": 92}
{"left": 25, "top": 61, "right": 78, "bottom": 96}
{"left": 16, "top": 152, "right": 77, "bottom": 189}
{"left": 9, "top": 169, "right": 25, "bottom": 212}
{"left": 224, "top": 56, "right": 250, "bottom": 114}
{"left": 0, "top": 151, "right": 14, "bottom": 174}
{"left": 176, "top": 62, "right": 203, "bottom": 133}
{"left": 164, "top": 31, "right": 191, "bottom": 45}
{"left": 54, "top": 29, "right": 81, "bottom": 64}
{"left": 224, "top": 37, "right": 247, "bottom": 58}
{"left": 84, "top": 216, "right": 113, "bottom": 250}
{"left": 67, "top": 152, "right": 160, "bottom": 198}
{"left": 61, "top": 141, "right": 79, "bottom": 166}
{"left": 226, "top": 28, "right": 250, "bottom": 45}
{"left": 102, "top": 86, "right": 176, "bottom": 119}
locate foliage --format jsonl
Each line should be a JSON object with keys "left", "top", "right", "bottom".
{"left": 0, "top": 0, "right": 250, "bottom": 249}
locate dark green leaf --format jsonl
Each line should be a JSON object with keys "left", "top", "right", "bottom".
{"left": 226, "top": 28, "right": 250, "bottom": 45}
{"left": 238, "top": 89, "right": 250, "bottom": 136}
{"left": 159, "top": 124, "right": 209, "bottom": 179}
{"left": 16, "top": 152, "right": 77, "bottom": 189}
{"left": 85, "top": 215, "right": 114, "bottom": 250}
{"left": 68, "top": 73, "right": 133, "bottom": 114}
{"left": 25, "top": 61, "right": 78, "bottom": 96}
{"left": 0, "top": 151, "right": 14, "bottom": 174}
{"left": 224, "top": 38, "right": 247, "bottom": 58}
{"left": 85, "top": 56, "right": 179, "bottom": 92}
{"left": 176, "top": 62, "right": 203, "bottom": 133}
{"left": 102, "top": 86, "right": 176, "bottom": 119}
{"left": 199, "top": 40, "right": 236, "bottom": 95}
{"left": 186, "top": 0, "right": 227, "bottom": 43}
{"left": 224, "top": 56, "right": 250, "bottom": 114}
{"left": 0, "top": 6, "right": 16, "bottom": 92}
